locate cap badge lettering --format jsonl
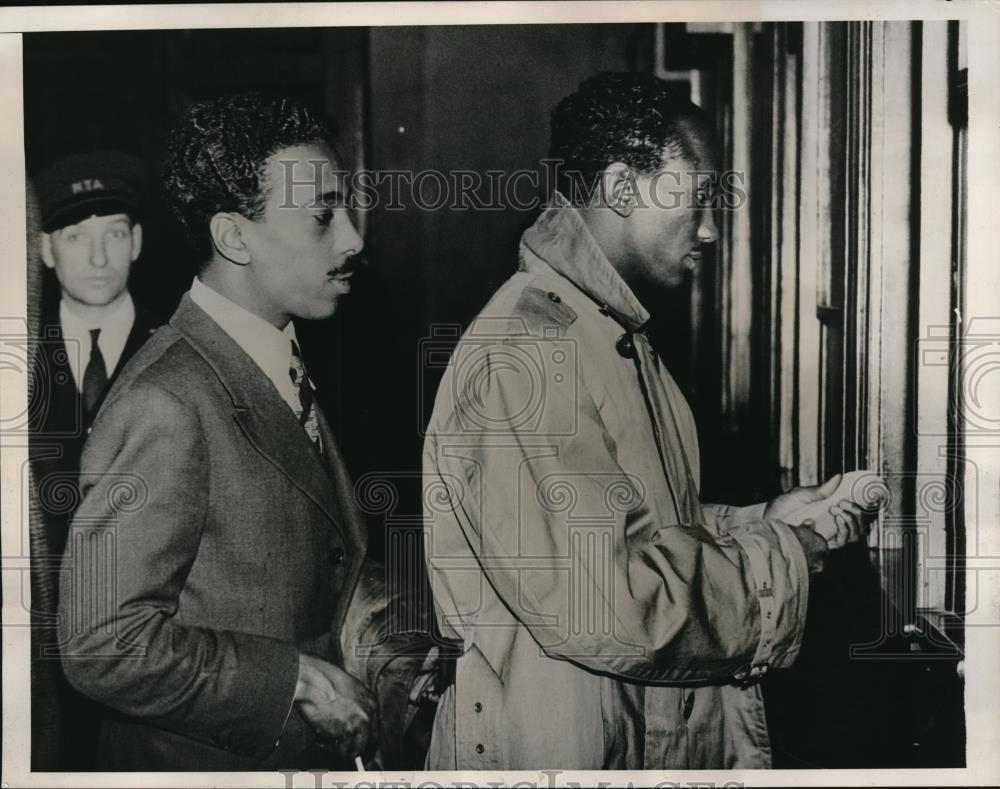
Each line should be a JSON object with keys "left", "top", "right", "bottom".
{"left": 71, "top": 178, "right": 105, "bottom": 194}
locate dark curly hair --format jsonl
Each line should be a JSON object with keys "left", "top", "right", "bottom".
{"left": 549, "top": 72, "right": 716, "bottom": 205}
{"left": 162, "top": 93, "right": 334, "bottom": 267}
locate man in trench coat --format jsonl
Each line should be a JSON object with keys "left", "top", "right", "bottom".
{"left": 422, "top": 72, "right": 871, "bottom": 769}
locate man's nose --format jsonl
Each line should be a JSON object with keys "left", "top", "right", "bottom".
{"left": 344, "top": 214, "right": 365, "bottom": 258}
{"left": 697, "top": 207, "right": 719, "bottom": 245}
{"left": 90, "top": 238, "right": 108, "bottom": 267}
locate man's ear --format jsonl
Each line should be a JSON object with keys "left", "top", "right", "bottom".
{"left": 600, "top": 162, "right": 636, "bottom": 218}
{"left": 40, "top": 233, "right": 55, "bottom": 269}
{"left": 208, "top": 212, "right": 251, "bottom": 266}
{"left": 130, "top": 223, "right": 143, "bottom": 262}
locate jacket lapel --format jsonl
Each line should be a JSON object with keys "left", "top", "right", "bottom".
{"left": 170, "top": 294, "right": 348, "bottom": 539}
{"left": 315, "top": 405, "right": 367, "bottom": 556}
{"left": 111, "top": 307, "right": 160, "bottom": 381}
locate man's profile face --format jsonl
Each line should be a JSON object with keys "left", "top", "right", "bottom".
{"left": 621, "top": 136, "right": 719, "bottom": 292}
{"left": 239, "top": 142, "right": 364, "bottom": 326}
{"left": 41, "top": 213, "right": 140, "bottom": 311}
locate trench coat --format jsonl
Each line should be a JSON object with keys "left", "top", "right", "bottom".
{"left": 422, "top": 192, "right": 811, "bottom": 769}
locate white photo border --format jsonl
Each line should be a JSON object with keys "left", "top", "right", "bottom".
{"left": 2, "top": 3, "right": 998, "bottom": 787}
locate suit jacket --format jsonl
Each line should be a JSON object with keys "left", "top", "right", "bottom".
{"left": 57, "top": 294, "right": 367, "bottom": 770}
{"left": 30, "top": 305, "right": 160, "bottom": 561}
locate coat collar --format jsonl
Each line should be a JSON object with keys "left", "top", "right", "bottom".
{"left": 169, "top": 294, "right": 357, "bottom": 546}
{"left": 519, "top": 191, "right": 650, "bottom": 332}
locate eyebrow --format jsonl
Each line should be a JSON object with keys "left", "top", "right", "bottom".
{"left": 314, "top": 189, "right": 345, "bottom": 207}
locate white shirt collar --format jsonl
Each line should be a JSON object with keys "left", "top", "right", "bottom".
{"left": 188, "top": 276, "right": 307, "bottom": 415}
{"left": 59, "top": 292, "right": 135, "bottom": 391}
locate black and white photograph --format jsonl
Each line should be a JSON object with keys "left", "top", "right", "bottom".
{"left": 1, "top": 2, "right": 998, "bottom": 787}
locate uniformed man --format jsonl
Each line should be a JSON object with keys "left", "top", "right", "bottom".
{"left": 29, "top": 150, "right": 160, "bottom": 768}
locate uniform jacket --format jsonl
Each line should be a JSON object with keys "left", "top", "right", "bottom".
{"left": 422, "top": 193, "right": 812, "bottom": 770}
{"left": 30, "top": 304, "right": 160, "bottom": 562}
{"left": 57, "top": 294, "right": 366, "bottom": 770}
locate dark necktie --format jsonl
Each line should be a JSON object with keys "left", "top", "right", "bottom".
{"left": 81, "top": 327, "right": 107, "bottom": 417}
{"left": 289, "top": 339, "right": 321, "bottom": 449}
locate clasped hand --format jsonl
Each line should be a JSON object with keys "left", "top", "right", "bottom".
{"left": 294, "top": 653, "right": 378, "bottom": 760}
{"left": 765, "top": 472, "right": 880, "bottom": 550}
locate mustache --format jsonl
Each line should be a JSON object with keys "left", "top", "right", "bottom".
{"left": 330, "top": 255, "right": 365, "bottom": 276}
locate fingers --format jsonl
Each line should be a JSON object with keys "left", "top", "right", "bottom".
{"left": 295, "top": 653, "right": 338, "bottom": 703}
{"left": 299, "top": 656, "right": 375, "bottom": 747}
{"left": 825, "top": 498, "right": 871, "bottom": 548}
{"left": 813, "top": 473, "right": 843, "bottom": 500}
{"left": 298, "top": 693, "right": 374, "bottom": 752}
{"left": 828, "top": 508, "right": 849, "bottom": 548}
{"left": 342, "top": 729, "right": 365, "bottom": 762}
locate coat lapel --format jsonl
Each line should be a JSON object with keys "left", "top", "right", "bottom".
{"left": 170, "top": 294, "right": 348, "bottom": 539}
{"left": 315, "top": 404, "right": 367, "bottom": 556}
{"left": 111, "top": 307, "right": 160, "bottom": 381}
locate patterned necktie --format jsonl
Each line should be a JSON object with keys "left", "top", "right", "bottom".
{"left": 289, "top": 339, "right": 322, "bottom": 449}
{"left": 81, "top": 327, "right": 108, "bottom": 417}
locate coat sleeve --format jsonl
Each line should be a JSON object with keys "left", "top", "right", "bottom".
{"left": 427, "top": 340, "right": 810, "bottom": 685}
{"left": 57, "top": 383, "right": 300, "bottom": 759}
{"left": 703, "top": 502, "right": 768, "bottom": 534}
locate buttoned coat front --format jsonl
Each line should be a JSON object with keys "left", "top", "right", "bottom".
{"left": 58, "top": 294, "right": 366, "bottom": 770}
{"left": 422, "top": 195, "right": 812, "bottom": 770}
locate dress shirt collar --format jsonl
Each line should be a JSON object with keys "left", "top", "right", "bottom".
{"left": 59, "top": 292, "right": 135, "bottom": 389}
{"left": 188, "top": 277, "right": 307, "bottom": 411}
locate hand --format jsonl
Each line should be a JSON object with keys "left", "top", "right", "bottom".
{"left": 295, "top": 653, "right": 378, "bottom": 760}
{"left": 765, "top": 474, "right": 872, "bottom": 550}
{"left": 764, "top": 474, "right": 842, "bottom": 521}
{"left": 789, "top": 520, "right": 828, "bottom": 574}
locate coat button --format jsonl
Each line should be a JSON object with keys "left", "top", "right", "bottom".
{"left": 473, "top": 702, "right": 483, "bottom": 713}
{"left": 331, "top": 546, "right": 345, "bottom": 564}
{"left": 547, "top": 291, "right": 561, "bottom": 303}
{"left": 616, "top": 333, "right": 636, "bottom": 359}
{"left": 683, "top": 692, "right": 695, "bottom": 721}
{"left": 475, "top": 743, "right": 485, "bottom": 754}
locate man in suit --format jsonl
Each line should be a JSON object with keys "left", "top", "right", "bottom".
{"left": 57, "top": 94, "right": 377, "bottom": 770}
{"left": 29, "top": 151, "right": 160, "bottom": 769}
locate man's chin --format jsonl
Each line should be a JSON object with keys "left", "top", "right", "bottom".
{"left": 302, "top": 298, "right": 342, "bottom": 321}
{"left": 656, "top": 271, "right": 690, "bottom": 290}
{"left": 76, "top": 287, "right": 128, "bottom": 308}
